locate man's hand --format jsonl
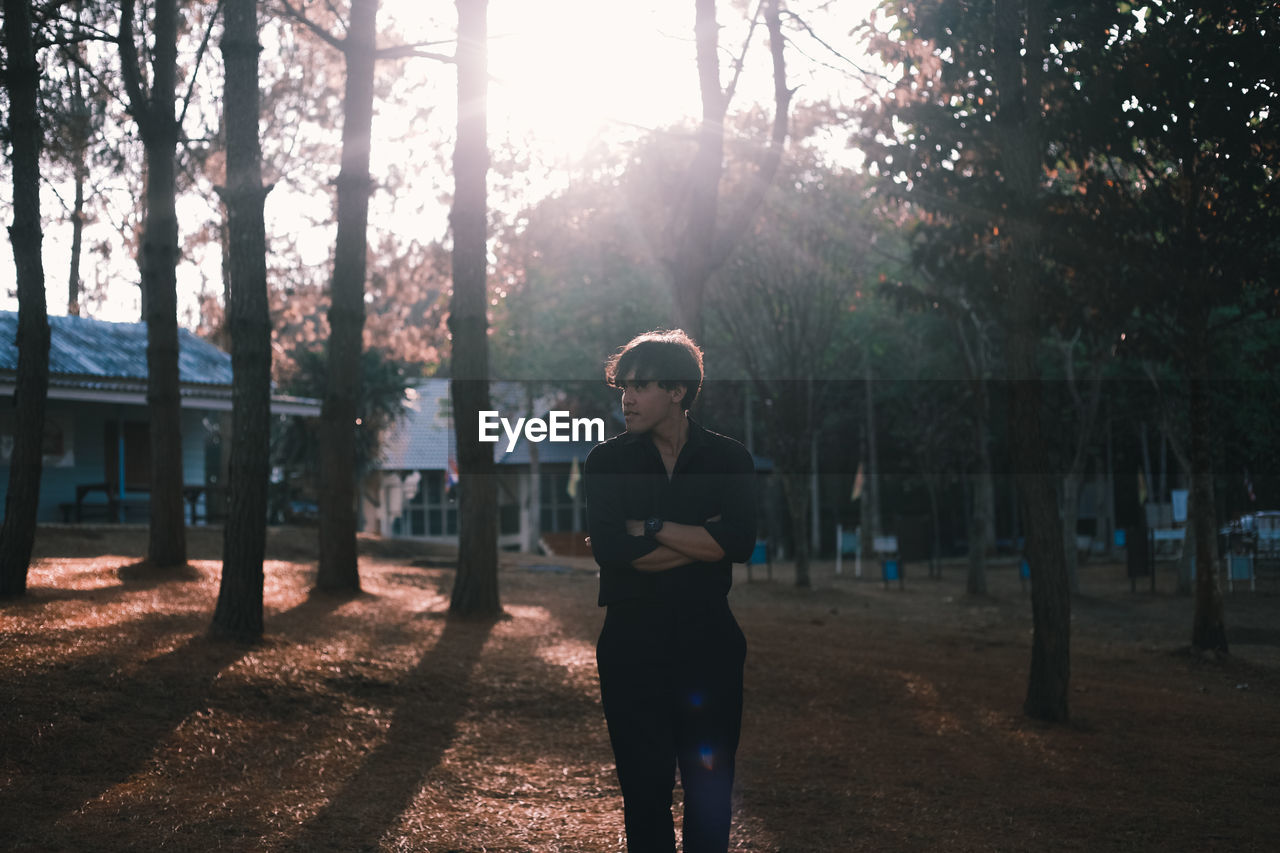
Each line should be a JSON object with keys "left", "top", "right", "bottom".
{"left": 625, "top": 516, "right": 718, "bottom": 537}
{"left": 623, "top": 516, "right": 727, "bottom": 564}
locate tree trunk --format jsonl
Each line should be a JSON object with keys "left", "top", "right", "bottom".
{"left": 448, "top": 0, "right": 501, "bottom": 617}
{"left": 926, "top": 474, "right": 941, "bottom": 579}
{"left": 781, "top": 472, "right": 811, "bottom": 588}
{"left": 1100, "top": 423, "right": 1115, "bottom": 558}
{"left": 670, "top": 0, "right": 727, "bottom": 339}
{"left": 863, "top": 342, "right": 882, "bottom": 547}
{"left": 212, "top": 0, "right": 272, "bottom": 641}
{"left": 68, "top": 131, "right": 87, "bottom": 317}
{"left": 967, "top": 473, "right": 989, "bottom": 595}
{"left": 316, "top": 0, "right": 378, "bottom": 593}
{"left": 0, "top": 0, "right": 50, "bottom": 598}
{"left": 1188, "top": 333, "right": 1227, "bottom": 652}
{"left": 965, "top": 342, "right": 991, "bottom": 593}
{"left": 525, "top": 385, "right": 541, "bottom": 553}
{"left": 993, "top": 0, "right": 1070, "bottom": 722}
{"left": 1062, "top": 473, "right": 1082, "bottom": 595}
{"left": 671, "top": 0, "right": 790, "bottom": 338}
{"left": 966, "top": 409, "right": 993, "bottom": 594}
{"left": 64, "top": 1, "right": 90, "bottom": 316}
{"left": 135, "top": 0, "right": 187, "bottom": 568}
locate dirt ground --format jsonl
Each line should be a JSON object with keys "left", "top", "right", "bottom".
{"left": 2, "top": 525, "right": 1277, "bottom": 852}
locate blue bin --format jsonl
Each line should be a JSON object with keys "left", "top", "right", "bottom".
{"left": 749, "top": 540, "right": 768, "bottom": 565}
{"left": 1019, "top": 558, "right": 1030, "bottom": 579}
{"left": 882, "top": 559, "right": 900, "bottom": 582}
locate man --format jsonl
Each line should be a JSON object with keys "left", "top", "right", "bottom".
{"left": 585, "top": 329, "right": 756, "bottom": 853}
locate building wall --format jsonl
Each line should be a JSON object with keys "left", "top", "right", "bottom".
{"left": 0, "top": 399, "right": 213, "bottom": 523}
{"left": 372, "top": 463, "right": 586, "bottom": 553}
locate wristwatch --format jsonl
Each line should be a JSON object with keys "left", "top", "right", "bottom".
{"left": 644, "top": 517, "right": 664, "bottom": 538}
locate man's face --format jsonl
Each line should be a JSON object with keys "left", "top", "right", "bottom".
{"left": 618, "top": 370, "right": 685, "bottom": 434}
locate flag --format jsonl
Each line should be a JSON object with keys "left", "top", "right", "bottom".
{"left": 446, "top": 456, "right": 459, "bottom": 496}
{"left": 1137, "top": 471, "right": 1148, "bottom": 504}
{"left": 567, "top": 456, "right": 581, "bottom": 499}
{"left": 851, "top": 461, "right": 865, "bottom": 501}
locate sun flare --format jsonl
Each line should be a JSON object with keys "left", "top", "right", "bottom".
{"left": 384, "top": 0, "right": 702, "bottom": 166}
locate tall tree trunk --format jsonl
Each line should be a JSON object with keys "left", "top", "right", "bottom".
{"left": 1062, "top": 473, "right": 1082, "bottom": 594}
{"left": 212, "top": 0, "right": 272, "bottom": 641}
{"left": 670, "top": 2, "right": 721, "bottom": 338}
{"left": 64, "top": 0, "right": 90, "bottom": 316}
{"left": 967, "top": 473, "right": 990, "bottom": 595}
{"left": 863, "top": 342, "right": 882, "bottom": 547}
{"left": 670, "top": 0, "right": 790, "bottom": 338}
{"left": 1188, "top": 331, "right": 1227, "bottom": 652}
{"left": 968, "top": 395, "right": 994, "bottom": 595}
{"left": 316, "top": 0, "right": 378, "bottom": 593}
{"left": 448, "top": 0, "right": 500, "bottom": 616}
{"left": 120, "top": 0, "right": 186, "bottom": 568}
{"left": 0, "top": 0, "right": 51, "bottom": 598}
{"left": 1100, "top": 423, "right": 1114, "bottom": 559}
{"left": 68, "top": 160, "right": 87, "bottom": 317}
{"left": 926, "top": 473, "right": 941, "bottom": 578}
{"left": 524, "top": 384, "right": 541, "bottom": 553}
{"left": 957, "top": 316, "right": 990, "bottom": 592}
{"left": 781, "top": 472, "right": 811, "bottom": 587}
{"left": 993, "top": 0, "right": 1070, "bottom": 722}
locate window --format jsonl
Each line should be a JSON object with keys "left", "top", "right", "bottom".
{"left": 540, "top": 470, "right": 585, "bottom": 533}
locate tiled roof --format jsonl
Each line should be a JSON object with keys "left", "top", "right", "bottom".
{"left": 0, "top": 311, "right": 233, "bottom": 386}
{"left": 378, "top": 379, "right": 455, "bottom": 471}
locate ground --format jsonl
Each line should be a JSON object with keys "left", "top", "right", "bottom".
{"left": 2, "top": 526, "right": 1277, "bottom": 852}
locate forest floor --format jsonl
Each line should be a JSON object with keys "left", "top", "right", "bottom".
{"left": 2, "top": 525, "right": 1278, "bottom": 852}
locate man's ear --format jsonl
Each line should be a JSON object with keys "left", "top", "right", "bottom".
{"left": 668, "top": 384, "right": 687, "bottom": 407}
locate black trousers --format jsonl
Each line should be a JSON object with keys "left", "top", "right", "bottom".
{"left": 596, "top": 596, "right": 747, "bottom": 853}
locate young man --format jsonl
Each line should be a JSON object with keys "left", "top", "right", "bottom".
{"left": 585, "top": 329, "right": 756, "bottom": 853}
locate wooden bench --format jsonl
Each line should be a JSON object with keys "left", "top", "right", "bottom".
{"left": 61, "top": 499, "right": 150, "bottom": 523}
{"left": 70, "top": 482, "right": 209, "bottom": 524}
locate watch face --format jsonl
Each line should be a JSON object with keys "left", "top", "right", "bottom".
{"left": 645, "top": 517, "right": 662, "bottom": 536}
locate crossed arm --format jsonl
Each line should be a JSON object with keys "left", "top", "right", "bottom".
{"left": 585, "top": 446, "right": 756, "bottom": 575}
{"left": 625, "top": 517, "right": 724, "bottom": 572}
{"left": 584, "top": 517, "right": 722, "bottom": 572}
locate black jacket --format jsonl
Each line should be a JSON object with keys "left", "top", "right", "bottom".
{"left": 585, "top": 418, "right": 757, "bottom": 606}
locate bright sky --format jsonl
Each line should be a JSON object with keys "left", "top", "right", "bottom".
{"left": 2, "top": 0, "right": 879, "bottom": 325}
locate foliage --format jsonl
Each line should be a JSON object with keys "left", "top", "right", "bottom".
{"left": 272, "top": 342, "right": 420, "bottom": 494}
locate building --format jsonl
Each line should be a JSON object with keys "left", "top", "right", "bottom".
{"left": 0, "top": 311, "right": 319, "bottom": 523}
{"left": 368, "top": 378, "right": 598, "bottom": 554}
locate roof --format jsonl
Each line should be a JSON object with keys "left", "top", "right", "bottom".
{"left": 0, "top": 311, "right": 319, "bottom": 415}
{"left": 0, "top": 311, "right": 233, "bottom": 385}
{"left": 379, "top": 379, "right": 455, "bottom": 471}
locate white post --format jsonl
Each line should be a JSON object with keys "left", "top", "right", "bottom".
{"left": 835, "top": 523, "right": 843, "bottom": 575}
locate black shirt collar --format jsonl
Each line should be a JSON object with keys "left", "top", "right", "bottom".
{"left": 619, "top": 415, "right": 708, "bottom": 450}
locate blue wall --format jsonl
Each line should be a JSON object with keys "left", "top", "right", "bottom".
{"left": 0, "top": 400, "right": 213, "bottom": 523}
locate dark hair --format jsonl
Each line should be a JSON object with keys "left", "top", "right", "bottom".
{"left": 605, "top": 329, "right": 705, "bottom": 411}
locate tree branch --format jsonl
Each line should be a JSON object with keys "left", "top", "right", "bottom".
{"left": 374, "top": 44, "right": 454, "bottom": 63}
{"left": 712, "top": 0, "right": 792, "bottom": 269}
{"left": 177, "top": 0, "right": 226, "bottom": 134}
{"left": 723, "top": 0, "right": 762, "bottom": 108}
{"left": 278, "top": 0, "right": 346, "bottom": 53}
{"left": 782, "top": 9, "right": 881, "bottom": 79}
{"left": 117, "top": 0, "right": 150, "bottom": 131}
